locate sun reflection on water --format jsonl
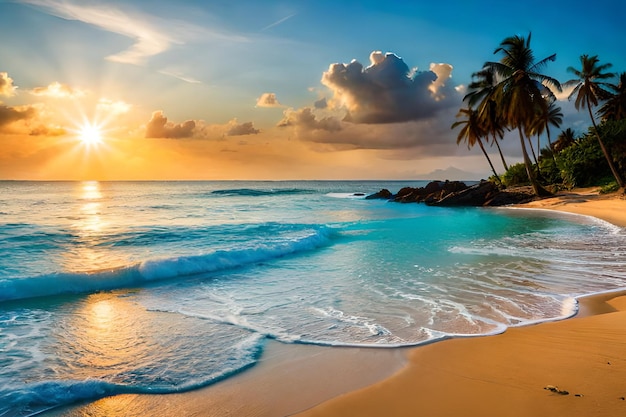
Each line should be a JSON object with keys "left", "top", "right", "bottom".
{"left": 61, "top": 293, "right": 148, "bottom": 374}
{"left": 60, "top": 181, "right": 127, "bottom": 272}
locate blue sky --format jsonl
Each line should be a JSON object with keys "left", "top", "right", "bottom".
{"left": 1, "top": 0, "right": 625, "bottom": 180}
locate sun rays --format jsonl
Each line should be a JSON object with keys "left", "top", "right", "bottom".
{"left": 78, "top": 122, "right": 104, "bottom": 146}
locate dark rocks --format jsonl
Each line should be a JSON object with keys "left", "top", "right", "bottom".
{"left": 393, "top": 181, "right": 470, "bottom": 204}
{"left": 365, "top": 188, "right": 393, "bottom": 200}
{"left": 366, "top": 181, "right": 541, "bottom": 207}
{"left": 429, "top": 181, "right": 498, "bottom": 207}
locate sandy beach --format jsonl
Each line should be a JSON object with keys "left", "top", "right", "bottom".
{"left": 49, "top": 188, "right": 626, "bottom": 417}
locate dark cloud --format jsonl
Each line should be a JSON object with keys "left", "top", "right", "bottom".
{"left": 29, "top": 125, "right": 66, "bottom": 136}
{"left": 0, "top": 105, "right": 36, "bottom": 129}
{"left": 321, "top": 51, "right": 458, "bottom": 124}
{"left": 313, "top": 97, "right": 327, "bottom": 109}
{"left": 278, "top": 107, "right": 342, "bottom": 132}
{"left": 145, "top": 110, "right": 195, "bottom": 138}
{"left": 227, "top": 121, "right": 260, "bottom": 136}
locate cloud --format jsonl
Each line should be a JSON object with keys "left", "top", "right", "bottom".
{"left": 30, "top": 81, "right": 86, "bottom": 98}
{"left": 0, "top": 72, "right": 17, "bottom": 97}
{"left": 29, "top": 124, "right": 66, "bottom": 136}
{"left": 97, "top": 98, "right": 131, "bottom": 115}
{"left": 314, "top": 97, "right": 327, "bottom": 109}
{"left": 278, "top": 107, "right": 342, "bottom": 132}
{"left": 321, "top": 51, "right": 458, "bottom": 124}
{"left": 256, "top": 93, "right": 283, "bottom": 108}
{"left": 19, "top": 0, "right": 179, "bottom": 64}
{"left": 144, "top": 111, "right": 260, "bottom": 139}
{"left": 227, "top": 121, "right": 260, "bottom": 136}
{"left": 0, "top": 104, "right": 37, "bottom": 129}
{"left": 145, "top": 110, "right": 195, "bottom": 138}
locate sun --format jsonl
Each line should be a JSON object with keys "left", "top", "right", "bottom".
{"left": 78, "top": 123, "right": 103, "bottom": 145}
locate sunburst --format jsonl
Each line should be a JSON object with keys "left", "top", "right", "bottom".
{"left": 78, "top": 123, "right": 103, "bottom": 145}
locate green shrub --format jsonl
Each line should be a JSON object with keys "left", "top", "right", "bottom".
{"left": 502, "top": 163, "right": 530, "bottom": 187}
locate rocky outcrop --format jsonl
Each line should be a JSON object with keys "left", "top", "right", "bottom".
{"left": 393, "top": 181, "right": 469, "bottom": 204}
{"left": 428, "top": 180, "right": 498, "bottom": 207}
{"left": 365, "top": 188, "right": 393, "bottom": 200}
{"left": 366, "top": 181, "right": 539, "bottom": 207}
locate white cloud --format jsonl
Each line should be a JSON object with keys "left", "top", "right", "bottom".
{"left": 97, "top": 98, "right": 131, "bottom": 115}
{"left": 321, "top": 51, "right": 459, "bottom": 124}
{"left": 20, "top": 0, "right": 176, "bottom": 64}
{"left": 0, "top": 72, "right": 17, "bottom": 97}
{"left": 30, "top": 81, "right": 86, "bottom": 98}
{"left": 256, "top": 92, "right": 283, "bottom": 108}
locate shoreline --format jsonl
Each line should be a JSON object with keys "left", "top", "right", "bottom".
{"left": 46, "top": 188, "right": 626, "bottom": 417}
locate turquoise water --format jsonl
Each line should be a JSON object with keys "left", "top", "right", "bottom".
{"left": 1, "top": 180, "right": 625, "bottom": 416}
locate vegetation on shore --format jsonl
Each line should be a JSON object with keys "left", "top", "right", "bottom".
{"left": 453, "top": 33, "right": 626, "bottom": 195}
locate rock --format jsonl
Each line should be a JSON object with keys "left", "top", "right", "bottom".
{"left": 544, "top": 385, "right": 569, "bottom": 395}
{"left": 394, "top": 181, "right": 469, "bottom": 204}
{"left": 365, "top": 181, "right": 542, "bottom": 207}
{"left": 365, "top": 188, "right": 393, "bottom": 200}
{"left": 428, "top": 181, "right": 497, "bottom": 207}
{"left": 485, "top": 186, "right": 537, "bottom": 206}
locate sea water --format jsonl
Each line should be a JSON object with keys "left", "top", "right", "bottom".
{"left": 1, "top": 180, "right": 625, "bottom": 416}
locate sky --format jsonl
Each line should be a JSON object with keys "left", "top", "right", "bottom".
{"left": 1, "top": 0, "right": 625, "bottom": 180}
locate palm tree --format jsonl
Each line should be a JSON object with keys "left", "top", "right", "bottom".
{"left": 553, "top": 128, "right": 576, "bottom": 154}
{"left": 565, "top": 55, "right": 625, "bottom": 189}
{"left": 465, "top": 68, "right": 509, "bottom": 171}
{"left": 484, "top": 33, "right": 561, "bottom": 196}
{"left": 532, "top": 102, "right": 563, "bottom": 163}
{"left": 599, "top": 72, "right": 626, "bottom": 121}
{"left": 451, "top": 107, "right": 502, "bottom": 183}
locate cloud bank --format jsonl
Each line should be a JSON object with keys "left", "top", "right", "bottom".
{"left": 275, "top": 51, "right": 463, "bottom": 157}
{"left": 145, "top": 111, "right": 260, "bottom": 139}
{"left": 321, "top": 51, "right": 457, "bottom": 124}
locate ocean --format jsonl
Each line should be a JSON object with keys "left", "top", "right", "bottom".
{"left": 1, "top": 180, "right": 625, "bottom": 416}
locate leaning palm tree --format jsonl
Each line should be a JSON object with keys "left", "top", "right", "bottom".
{"left": 451, "top": 107, "right": 502, "bottom": 183}
{"left": 483, "top": 33, "right": 561, "bottom": 196}
{"left": 465, "top": 68, "right": 509, "bottom": 171}
{"left": 599, "top": 72, "right": 626, "bottom": 122}
{"left": 564, "top": 55, "right": 625, "bottom": 189}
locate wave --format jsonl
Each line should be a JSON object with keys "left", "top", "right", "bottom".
{"left": 0, "top": 334, "right": 265, "bottom": 417}
{"left": 209, "top": 188, "right": 314, "bottom": 197}
{"left": 0, "top": 226, "right": 336, "bottom": 303}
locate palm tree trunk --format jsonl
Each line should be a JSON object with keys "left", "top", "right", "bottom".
{"left": 546, "top": 129, "right": 557, "bottom": 164}
{"left": 527, "top": 136, "right": 539, "bottom": 166}
{"left": 477, "top": 137, "right": 501, "bottom": 184}
{"left": 586, "top": 99, "right": 625, "bottom": 189}
{"left": 518, "top": 128, "right": 551, "bottom": 196}
{"left": 492, "top": 133, "right": 509, "bottom": 170}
